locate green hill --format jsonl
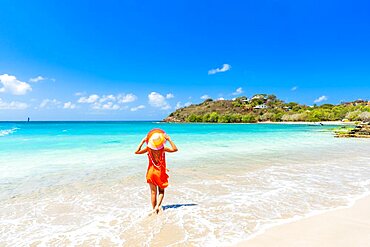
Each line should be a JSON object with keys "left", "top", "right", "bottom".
{"left": 164, "top": 94, "right": 370, "bottom": 123}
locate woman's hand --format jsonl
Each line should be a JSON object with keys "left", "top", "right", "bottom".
{"left": 163, "top": 134, "right": 178, "bottom": 152}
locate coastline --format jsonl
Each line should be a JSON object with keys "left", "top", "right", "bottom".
{"left": 235, "top": 195, "right": 370, "bottom": 247}
{"left": 2, "top": 122, "right": 370, "bottom": 245}
{"left": 163, "top": 121, "right": 356, "bottom": 125}
{"left": 255, "top": 121, "right": 355, "bottom": 125}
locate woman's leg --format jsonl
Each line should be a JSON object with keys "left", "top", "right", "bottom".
{"left": 155, "top": 187, "right": 165, "bottom": 213}
{"left": 149, "top": 183, "right": 157, "bottom": 209}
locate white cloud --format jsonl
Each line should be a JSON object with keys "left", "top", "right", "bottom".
{"left": 314, "top": 95, "right": 328, "bottom": 103}
{"left": 148, "top": 92, "right": 171, "bottom": 110}
{"left": 117, "top": 93, "right": 137, "bottom": 103}
{"left": 291, "top": 86, "right": 298, "bottom": 91}
{"left": 0, "top": 74, "right": 32, "bottom": 95}
{"left": 29, "top": 76, "right": 46, "bottom": 83}
{"left": 99, "top": 94, "right": 116, "bottom": 103}
{"left": 130, "top": 105, "right": 145, "bottom": 111}
{"left": 78, "top": 94, "right": 100, "bottom": 103}
{"left": 184, "top": 102, "right": 192, "bottom": 107}
{"left": 232, "top": 87, "right": 243, "bottom": 95}
{"left": 103, "top": 102, "right": 120, "bottom": 110}
{"left": 217, "top": 97, "right": 225, "bottom": 101}
{"left": 92, "top": 101, "right": 120, "bottom": 110}
{"left": 39, "top": 99, "right": 61, "bottom": 109}
{"left": 166, "top": 93, "right": 174, "bottom": 99}
{"left": 175, "top": 102, "right": 182, "bottom": 109}
{"left": 201, "top": 94, "right": 211, "bottom": 100}
{"left": 0, "top": 98, "right": 28, "bottom": 109}
{"left": 208, "top": 64, "right": 231, "bottom": 75}
{"left": 77, "top": 93, "right": 137, "bottom": 110}
{"left": 63, "top": 101, "right": 76, "bottom": 109}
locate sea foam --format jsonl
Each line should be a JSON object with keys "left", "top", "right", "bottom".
{"left": 0, "top": 128, "right": 18, "bottom": 137}
{"left": 0, "top": 122, "right": 370, "bottom": 246}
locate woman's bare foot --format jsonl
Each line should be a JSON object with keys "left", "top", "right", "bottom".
{"left": 148, "top": 208, "right": 156, "bottom": 216}
{"left": 154, "top": 205, "right": 160, "bottom": 214}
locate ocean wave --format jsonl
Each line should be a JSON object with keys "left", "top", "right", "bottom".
{"left": 0, "top": 128, "right": 19, "bottom": 137}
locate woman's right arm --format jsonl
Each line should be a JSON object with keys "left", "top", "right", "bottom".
{"left": 135, "top": 138, "right": 148, "bottom": 154}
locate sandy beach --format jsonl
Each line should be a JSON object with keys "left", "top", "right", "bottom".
{"left": 236, "top": 195, "right": 370, "bottom": 247}
{"left": 2, "top": 122, "right": 370, "bottom": 245}
{"left": 255, "top": 121, "right": 356, "bottom": 125}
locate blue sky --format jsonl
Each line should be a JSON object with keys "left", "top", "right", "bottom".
{"left": 0, "top": 0, "right": 369, "bottom": 120}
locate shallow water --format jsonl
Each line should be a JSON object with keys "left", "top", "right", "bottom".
{"left": 0, "top": 122, "right": 369, "bottom": 246}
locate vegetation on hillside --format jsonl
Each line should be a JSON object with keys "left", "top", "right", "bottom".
{"left": 164, "top": 94, "right": 370, "bottom": 123}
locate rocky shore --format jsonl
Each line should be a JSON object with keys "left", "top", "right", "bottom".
{"left": 335, "top": 122, "right": 370, "bottom": 138}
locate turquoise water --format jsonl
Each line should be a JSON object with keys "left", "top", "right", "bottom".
{"left": 1, "top": 122, "right": 370, "bottom": 246}
{"left": 0, "top": 121, "right": 327, "bottom": 153}
{"left": 0, "top": 121, "right": 330, "bottom": 182}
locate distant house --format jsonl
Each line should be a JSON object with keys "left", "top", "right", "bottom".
{"left": 241, "top": 98, "right": 249, "bottom": 103}
{"left": 254, "top": 104, "right": 268, "bottom": 109}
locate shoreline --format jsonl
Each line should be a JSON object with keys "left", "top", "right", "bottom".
{"left": 164, "top": 121, "right": 356, "bottom": 125}
{"left": 235, "top": 194, "right": 370, "bottom": 247}
{"left": 255, "top": 120, "right": 355, "bottom": 125}
{"left": 1, "top": 120, "right": 357, "bottom": 125}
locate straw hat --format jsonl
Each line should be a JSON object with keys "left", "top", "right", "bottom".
{"left": 146, "top": 128, "right": 166, "bottom": 150}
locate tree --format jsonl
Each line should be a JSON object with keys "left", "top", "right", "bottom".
{"left": 218, "top": 114, "right": 231, "bottom": 123}
{"left": 267, "top": 94, "right": 277, "bottom": 101}
{"left": 230, "top": 114, "right": 242, "bottom": 123}
{"left": 242, "top": 114, "right": 257, "bottom": 123}
{"left": 236, "top": 96, "right": 247, "bottom": 101}
{"left": 202, "top": 113, "right": 211, "bottom": 122}
{"left": 187, "top": 114, "right": 202, "bottom": 122}
{"left": 209, "top": 112, "right": 219, "bottom": 122}
{"left": 358, "top": 112, "right": 370, "bottom": 121}
{"left": 232, "top": 101, "right": 243, "bottom": 107}
{"left": 259, "top": 112, "right": 275, "bottom": 121}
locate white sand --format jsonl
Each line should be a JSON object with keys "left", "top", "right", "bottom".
{"left": 256, "top": 121, "right": 356, "bottom": 125}
{"left": 235, "top": 195, "right": 370, "bottom": 247}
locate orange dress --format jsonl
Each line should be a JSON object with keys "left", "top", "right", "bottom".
{"left": 146, "top": 149, "right": 169, "bottom": 189}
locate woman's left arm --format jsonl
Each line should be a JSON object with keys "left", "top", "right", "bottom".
{"left": 164, "top": 135, "right": 178, "bottom": 152}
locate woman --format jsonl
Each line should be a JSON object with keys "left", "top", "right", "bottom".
{"left": 135, "top": 129, "right": 178, "bottom": 214}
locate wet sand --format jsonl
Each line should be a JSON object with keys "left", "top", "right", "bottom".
{"left": 2, "top": 122, "right": 370, "bottom": 245}
{"left": 236, "top": 195, "right": 370, "bottom": 247}
{"left": 256, "top": 121, "right": 355, "bottom": 125}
